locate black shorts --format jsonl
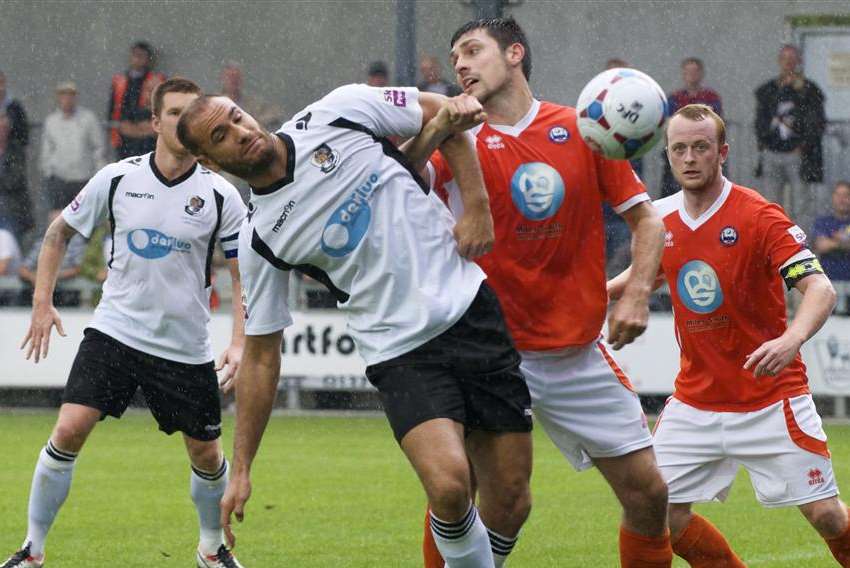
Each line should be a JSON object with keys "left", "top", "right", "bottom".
{"left": 366, "top": 282, "right": 532, "bottom": 442}
{"left": 45, "top": 177, "right": 86, "bottom": 210}
{"left": 62, "top": 328, "right": 222, "bottom": 441}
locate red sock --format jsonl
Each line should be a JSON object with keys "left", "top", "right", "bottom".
{"left": 825, "top": 510, "right": 850, "bottom": 567}
{"left": 423, "top": 508, "right": 444, "bottom": 568}
{"left": 619, "top": 526, "right": 672, "bottom": 568}
{"left": 672, "top": 514, "right": 745, "bottom": 567}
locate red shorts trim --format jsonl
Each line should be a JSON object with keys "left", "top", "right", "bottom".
{"left": 596, "top": 341, "right": 635, "bottom": 392}
{"left": 783, "top": 398, "right": 830, "bottom": 459}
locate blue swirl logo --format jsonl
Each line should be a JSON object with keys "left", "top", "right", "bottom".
{"left": 321, "top": 173, "right": 379, "bottom": 258}
{"left": 510, "top": 162, "right": 565, "bottom": 220}
{"left": 676, "top": 260, "right": 723, "bottom": 313}
{"left": 127, "top": 229, "right": 191, "bottom": 259}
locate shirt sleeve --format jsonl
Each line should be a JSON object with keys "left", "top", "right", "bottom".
{"left": 426, "top": 150, "right": 454, "bottom": 202}
{"left": 239, "top": 230, "right": 294, "bottom": 336}
{"left": 757, "top": 202, "right": 810, "bottom": 273}
{"left": 595, "top": 153, "right": 650, "bottom": 214}
{"left": 217, "top": 182, "right": 246, "bottom": 259}
{"left": 61, "top": 163, "right": 117, "bottom": 239}
{"left": 321, "top": 84, "right": 423, "bottom": 139}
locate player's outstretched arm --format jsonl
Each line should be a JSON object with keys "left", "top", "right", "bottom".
{"left": 216, "top": 258, "right": 246, "bottom": 393}
{"left": 221, "top": 330, "right": 282, "bottom": 548}
{"left": 606, "top": 202, "right": 665, "bottom": 350}
{"left": 20, "top": 216, "right": 78, "bottom": 363}
{"left": 745, "top": 272, "right": 836, "bottom": 377}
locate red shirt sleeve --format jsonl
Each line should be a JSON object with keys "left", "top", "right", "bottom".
{"left": 594, "top": 153, "right": 648, "bottom": 212}
{"left": 428, "top": 150, "right": 454, "bottom": 205}
{"left": 757, "top": 202, "right": 808, "bottom": 272}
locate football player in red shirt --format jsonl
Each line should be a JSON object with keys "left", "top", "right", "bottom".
{"left": 609, "top": 104, "right": 850, "bottom": 566}
{"left": 406, "top": 16, "right": 672, "bottom": 568}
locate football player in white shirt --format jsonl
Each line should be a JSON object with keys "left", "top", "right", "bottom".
{"left": 6, "top": 79, "right": 246, "bottom": 568}
{"left": 177, "top": 86, "right": 533, "bottom": 567}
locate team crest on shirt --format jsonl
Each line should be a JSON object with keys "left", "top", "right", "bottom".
{"left": 184, "top": 195, "right": 205, "bottom": 216}
{"left": 719, "top": 226, "right": 738, "bottom": 246}
{"left": 510, "top": 162, "right": 565, "bottom": 221}
{"left": 548, "top": 126, "right": 570, "bottom": 144}
{"left": 310, "top": 143, "right": 340, "bottom": 174}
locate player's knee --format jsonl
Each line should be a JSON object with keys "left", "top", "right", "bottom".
{"left": 494, "top": 476, "right": 532, "bottom": 526}
{"left": 51, "top": 420, "right": 92, "bottom": 452}
{"left": 427, "top": 475, "right": 472, "bottom": 520}
{"left": 186, "top": 440, "right": 223, "bottom": 472}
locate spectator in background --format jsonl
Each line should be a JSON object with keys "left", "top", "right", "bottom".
{"left": 108, "top": 41, "right": 164, "bottom": 159}
{"left": 41, "top": 81, "right": 106, "bottom": 218}
{"left": 18, "top": 211, "right": 88, "bottom": 307}
{"left": 366, "top": 61, "right": 389, "bottom": 87}
{"left": 417, "top": 54, "right": 460, "bottom": 96}
{"left": 220, "top": 60, "right": 284, "bottom": 131}
{"left": 0, "top": 223, "right": 21, "bottom": 276}
{"left": 814, "top": 181, "right": 850, "bottom": 312}
{"left": 0, "top": 71, "right": 34, "bottom": 236}
{"left": 755, "top": 44, "right": 826, "bottom": 232}
{"left": 661, "top": 57, "right": 724, "bottom": 197}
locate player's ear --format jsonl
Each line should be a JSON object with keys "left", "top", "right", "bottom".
{"left": 719, "top": 142, "right": 730, "bottom": 164}
{"left": 506, "top": 42, "right": 525, "bottom": 69}
{"left": 151, "top": 112, "right": 162, "bottom": 135}
{"left": 196, "top": 155, "right": 222, "bottom": 173}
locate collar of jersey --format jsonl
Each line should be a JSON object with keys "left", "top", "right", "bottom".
{"left": 479, "top": 98, "right": 541, "bottom": 138}
{"left": 678, "top": 177, "right": 733, "bottom": 231}
{"left": 149, "top": 153, "right": 197, "bottom": 188}
{"left": 251, "top": 132, "right": 297, "bottom": 196}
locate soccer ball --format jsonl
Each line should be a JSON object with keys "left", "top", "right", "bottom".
{"left": 576, "top": 68, "right": 667, "bottom": 160}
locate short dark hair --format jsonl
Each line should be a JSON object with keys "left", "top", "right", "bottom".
{"left": 132, "top": 41, "right": 153, "bottom": 58}
{"left": 176, "top": 95, "right": 216, "bottom": 155}
{"left": 151, "top": 77, "right": 201, "bottom": 118}
{"left": 681, "top": 57, "right": 704, "bottom": 70}
{"left": 450, "top": 16, "right": 532, "bottom": 80}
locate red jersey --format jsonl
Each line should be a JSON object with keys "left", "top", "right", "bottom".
{"left": 429, "top": 100, "right": 647, "bottom": 350}
{"left": 656, "top": 180, "right": 812, "bottom": 411}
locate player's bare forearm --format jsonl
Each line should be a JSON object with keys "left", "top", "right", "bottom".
{"left": 606, "top": 267, "right": 632, "bottom": 301}
{"left": 401, "top": 119, "right": 451, "bottom": 173}
{"left": 227, "top": 258, "right": 246, "bottom": 345}
{"left": 621, "top": 202, "right": 665, "bottom": 300}
{"left": 33, "top": 217, "right": 77, "bottom": 306}
{"left": 442, "top": 133, "right": 494, "bottom": 258}
{"left": 231, "top": 332, "right": 282, "bottom": 475}
{"left": 787, "top": 273, "right": 837, "bottom": 344}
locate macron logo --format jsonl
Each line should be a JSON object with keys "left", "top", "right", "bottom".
{"left": 272, "top": 200, "right": 297, "bottom": 233}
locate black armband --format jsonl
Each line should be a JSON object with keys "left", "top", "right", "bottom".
{"left": 780, "top": 257, "right": 824, "bottom": 290}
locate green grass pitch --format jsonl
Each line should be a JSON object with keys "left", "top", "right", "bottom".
{"left": 0, "top": 411, "right": 847, "bottom": 567}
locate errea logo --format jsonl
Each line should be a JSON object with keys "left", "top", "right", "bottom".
{"left": 808, "top": 468, "right": 825, "bottom": 486}
{"left": 485, "top": 135, "right": 505, "bottom": 150}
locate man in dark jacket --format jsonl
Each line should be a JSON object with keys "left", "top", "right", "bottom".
{"left": 0, "top": 70, "right": 34, "bottom": 236}
{"left": 755, "top": 44, "right": 826, "bottom": 231}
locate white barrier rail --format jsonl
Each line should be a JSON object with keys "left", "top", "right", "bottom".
{"left": 2, "top": 310, "right": 850, "bottom": 398}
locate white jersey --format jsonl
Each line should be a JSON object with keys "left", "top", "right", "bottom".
{"left": 62, "top": 153, "right": 245, "bottom": 364}
{"left": 239, "top": 84, "right": 486, "bottom": 365}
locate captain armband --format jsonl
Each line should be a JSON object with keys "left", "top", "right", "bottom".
{"left": 780, "top": 257, "right": 824, "bottom": 289}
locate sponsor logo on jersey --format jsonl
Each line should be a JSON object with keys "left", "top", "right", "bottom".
{"left": 719, "top": 226, "right": 738, "bottom": 246}
{"left": 127, "top": 228, "right": 191, "bottom": 259}
{"left": 69, "top": 189, "right": 86, "bottom": 212}
{"left": 510, "top": 162, "right": 565, "bottom": 221}
{"left": 184, "top": 195, "right": 205, "bottom": 216}
{"left": 321, "top": 172, "right": 379, "bottom": 257}
{"left": 125, "top": 191, "right": 155, "bottom": 200}
{"left": 485, "top": 135, "right": 505, "bottom": 150}
{"left": 310, "top": 143, "right": 340, "bottom": 174}
{"left": 677, "top": 260, "right": 723, "bottom": 314}
{"left": 383, "top": 89, "right": 407, "bottom": 107}
{"left": 808, "top": 468, "right": 825, "bottom": 486}
{"left": 664, "top": 230, "right": 674, "bottom": 248}
{"left": 788, "top": 224, "right": 807, "bottom": 244}
{"left": 272, "top": 200, "right": 297, "bottom": 233}
{"left": 548, "top": 126, "right": 570, "bottom": 143}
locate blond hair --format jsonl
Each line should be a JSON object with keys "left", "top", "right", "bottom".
{"left": 671, "top": 103, "right": 726, "bottom": 146}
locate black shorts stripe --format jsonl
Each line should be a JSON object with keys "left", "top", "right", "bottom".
{"left": 329, "top": 116, "right": 429, "bottom": 194}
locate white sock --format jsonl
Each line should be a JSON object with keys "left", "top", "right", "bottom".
{"left": 190, "top": 459, "right": 228, "bottom": 555}
{"left": 25, "top": 440, "right": 77, "bottom": 557}
{"left": 430, "top": 504, "right": 494, "bottom": 568}
{"left": 487, "top": 527, "right": 518, "bottom": 567}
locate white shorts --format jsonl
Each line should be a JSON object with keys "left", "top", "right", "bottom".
{"left": 520, "top": 340, "right": 652, "bottom": 471}
{"left": 654, "top": 395, "right": 839, "bottom": 508}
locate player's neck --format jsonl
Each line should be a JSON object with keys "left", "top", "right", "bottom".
{"left": 682, "top": 175, "right": 725, "bottom": 219}
{"left": 242, "top": 134, "right": 289, "bottom": 189}
{"left": 153, "top": 145, "right": 196, "bottom": 181}
{"left": 482, "top": 82, "right": 535, "bottom": 127}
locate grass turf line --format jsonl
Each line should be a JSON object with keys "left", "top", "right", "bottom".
{"left": 0, "top": 412, "right": 847, "bottom": 566}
